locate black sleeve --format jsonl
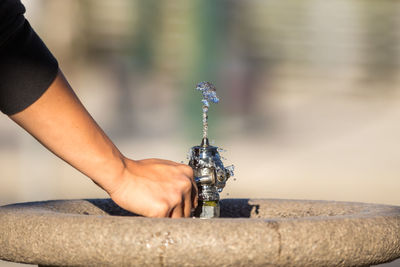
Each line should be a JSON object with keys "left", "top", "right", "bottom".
{"left": 0, "top": 0, "right": 59, "bottom": 115}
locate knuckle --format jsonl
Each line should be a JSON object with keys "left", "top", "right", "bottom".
{"left": 179, "top": 178, "right": 192, "bottom": 192}
{"left": 150, "top": 201, "right": 170, "bottom": 217}
{"left": 180, "top": 165, "right": 193, "bottom": 175}
{"left": 192, "top": 181, "right": 198, "bottom": 190}
{"left": 183, "top": 164, "right": 193, "bottom": 171}
{"left": 170, "top": 191, "right": 183, "bottom": 206}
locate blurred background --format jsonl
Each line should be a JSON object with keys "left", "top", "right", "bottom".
{"left": 1, "top": 0, "right": 400, "bottom": 266}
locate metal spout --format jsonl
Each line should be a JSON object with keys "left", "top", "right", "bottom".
{"left": 201, "top": 137, "right": 209, "bottom": 148}
{"left": 188, "top": 139, "right": 233, "bottom": 218}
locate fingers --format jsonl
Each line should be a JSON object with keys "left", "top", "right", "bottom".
{"left": 170, "top": 191, "right": 193, "bottom": 218}
{"left": 186, "top": 167, "right": 198, "bottom": 211}
{"left": 144, "top": 201, "right": 172, "bottom": 218}
{"left": 142, "top": 173, "right": 196, "bottom": 219}
{"left": 169, "top": 169, "right": 196, "bottom": 218}
{"left": 170, "top": 197, "right": 184, "bottom": 218}
{"left": 191, "top": 183, "right": 198, "bottom": 209}
{"left": 180, "top": 165, "right": 194, "bottom": 178}
{"left": 180, "top": 165, "right": 198, "bottom": 214}
{"left": 112, "top": 158, "right": 198, "bottom": 218}
{"left": 173, "top": 176, "right": 193, "bottom": 218}
{"left": 183, "top": 189, "right": 192, "bottom": 217}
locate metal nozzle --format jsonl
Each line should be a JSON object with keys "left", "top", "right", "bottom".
{"left": 188, "top": 140, "right": 233, "bottom": 218}
{"left": 201, "top": 137, "right": 209, "bottom": 147}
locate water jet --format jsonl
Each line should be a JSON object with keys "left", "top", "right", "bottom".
{"left": 189, "top": 81, "right": 234, "bottom": 218}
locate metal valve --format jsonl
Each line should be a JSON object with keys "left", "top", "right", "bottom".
{"left": 188, "top": 81, "right": 234, "bottom": 218}
{"left": 189, "top": 137, "right": 233, "bottom": 218}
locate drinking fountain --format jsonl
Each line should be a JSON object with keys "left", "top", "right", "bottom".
{"left": 189, "top": 81, "right": 234, "bottom": 218}
{"left": 1, "top": 82, "right": 400, "bottom": 266}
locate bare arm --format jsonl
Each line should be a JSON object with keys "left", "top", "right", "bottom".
{"left": 10, "top": 70, "right": 197, "bottom": 218}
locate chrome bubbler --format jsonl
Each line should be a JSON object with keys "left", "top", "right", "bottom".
{"left": 188, "top": 82, "right": 234, "bottom": 218}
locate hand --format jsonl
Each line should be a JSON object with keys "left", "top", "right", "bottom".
{"left": 10, "top": 71, "right": 197, "bottom": 218}
{"left": 109, "top": 158, "right": 198, "bottom": 218}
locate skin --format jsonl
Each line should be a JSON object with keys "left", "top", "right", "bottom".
{"left": 10, "top": 70, "right": 198, "bottom": 218}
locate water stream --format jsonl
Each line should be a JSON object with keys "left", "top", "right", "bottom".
{"left": 196, "top": 81, "right": 219, "bottom": 140}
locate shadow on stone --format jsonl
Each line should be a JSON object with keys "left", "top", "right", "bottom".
{"left": 220, "top": 198, "right": 259, "bottom": 218}
{"left": 85, "top": 198, "right": 139, "bottom": 216}
{"left": 85, "top": 198, "right": 262, "bottom": 218}
{"left": 86, "top": 198, "right": 260, "bottom": 218}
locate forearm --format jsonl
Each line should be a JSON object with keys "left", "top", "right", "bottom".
{"left": 10, "top": 70, "right": 125, "bottom": 194}
{"left": 10, "top": 69, "right": 197, "bottom": 217}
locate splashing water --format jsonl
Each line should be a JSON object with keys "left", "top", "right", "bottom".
{"left": 186, "top": 148, "right": 193, "bottom": 160}
{"left": 196, "top": 82, "right": 220, "bottom": 140}
{"left": 196, "top": 81, "right": 220, "bottom": 107}
{"left": 226, "top": 165, "right": 235, "bottom": 177}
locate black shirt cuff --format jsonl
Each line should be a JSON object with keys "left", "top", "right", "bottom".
{"left": 0, "top": 19, "right": 59, "bottom": 115}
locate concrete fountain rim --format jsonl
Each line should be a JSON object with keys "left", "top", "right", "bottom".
{"left": 1, "top": 198, "right": 400, "bottom": 267}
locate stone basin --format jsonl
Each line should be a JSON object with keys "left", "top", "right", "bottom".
{"left": 1, "top": 199, "right": 400, "bottom": 267}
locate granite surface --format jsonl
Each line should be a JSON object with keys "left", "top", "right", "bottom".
{"left": 0, "top": 198, "right": 399, "bottom": 266}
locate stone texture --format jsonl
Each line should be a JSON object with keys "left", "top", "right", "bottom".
{"left": 0, "top": 199, "right": 399, "bottom": 267}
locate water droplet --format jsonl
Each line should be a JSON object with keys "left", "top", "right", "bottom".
{"left": 226, "top": 165, "right": 235, "bottom": 176}
{"left": 187, "top": 148, "right": 193, "bottom": 160}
